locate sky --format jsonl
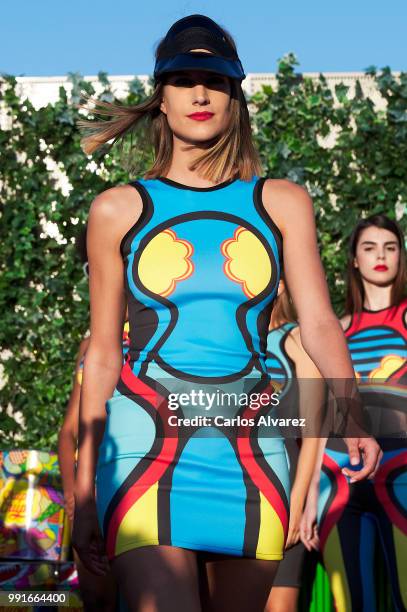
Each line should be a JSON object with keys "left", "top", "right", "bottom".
{"left": 1, "top": 0, "right": 406, "bottom": 77}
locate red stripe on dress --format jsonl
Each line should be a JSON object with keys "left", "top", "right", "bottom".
{"left": 106, "top": 362, "right": 178, "bottom": 557}
{"left": 237, "top": 384, "right": 289, "bottom": 536}
{"left": 319, "top": 453, "right": 349, "bottom": 550}
{"left": 373, "top": 451, "right": 407, "bottom": 535}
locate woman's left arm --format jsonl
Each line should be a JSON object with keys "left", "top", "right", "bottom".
{"left": 283, "top": 330, "right": 322, "bottom": 548}
{"left": 262, "top": 179, "right": 382, "bottom": 481}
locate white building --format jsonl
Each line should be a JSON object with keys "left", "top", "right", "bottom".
{"left": 0, "top": 71, "right": 393, "bottom": 203}
{"left": 1, "top": 72, "right": 388, "bottom": 118}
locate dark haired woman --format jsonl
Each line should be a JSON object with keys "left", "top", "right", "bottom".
{"left": 301, "top": 214, "right": 407, "bottom": 611}
{"left": 264, "top": 279, "right": 322, "bottom": 612}
{"left": 72, "top": 14, "right": 380, "bottom": 611}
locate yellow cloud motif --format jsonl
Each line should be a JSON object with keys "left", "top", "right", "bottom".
{"left": 221, "top": 227, "right": 272, "bottom": 298}
{"left": 369, "top": 355, "right": 406, "bottom": 380}
{"left": 138, "top": 229, "right": 194, "bottom": 297}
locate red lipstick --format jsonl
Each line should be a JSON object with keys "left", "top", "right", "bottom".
{"left": 374, "top": 265, "right": 388, "bottom": 271}
{"left": 187, "top": 112, "right": 214, "bottom": 121}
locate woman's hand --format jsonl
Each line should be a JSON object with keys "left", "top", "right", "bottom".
{"left": 300, "top": 484, "right": 320, "bottom": 552}
{"left": 343, "top": 436, "right": 383, "bottom": 482}
{"left": 71, "top": 498, "right": 110, "bottom": 576}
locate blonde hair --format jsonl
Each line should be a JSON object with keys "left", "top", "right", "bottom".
{"left": 77, "top": 26, "right": 262, "bottom": 182}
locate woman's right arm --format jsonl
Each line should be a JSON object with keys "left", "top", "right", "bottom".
{"left": 57, "top": 337, "right": 89, "bottom": 524}
{"left": 284, "top": 328, "right": 323, "bottom": 549}
{"left": 299, "top": 436, "right": 326, "bottom": 551}
{"left": 72, "top": 185, "right": 142, "bottom": 573}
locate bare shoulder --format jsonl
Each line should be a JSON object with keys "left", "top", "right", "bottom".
{"left": 289, "top": 324, "right": 302, "bottom": 345}
{"left": 262, "top": 178, "right": 311, "bottom": 202}
{"left": 88, "top": 184, "right": 143, "bottom": 244}
{"left": 261, "top": 178, "right": 314, "bottom": 235}
{"left": 285, "top": 325, "right": 303, "bottom": 355}
{"left": 284, "top": 326, "right": 305, "bottom": 365}
{"left": 340, "top": 314, "right": 352, "bottom": 331}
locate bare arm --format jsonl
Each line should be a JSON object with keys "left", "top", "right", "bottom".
{"left": 263, "top": 180, "right": 382, "bottom": 479}
{"left": 75, "top": 185, "right": 142, "bottom": 504}
{"left": 299, "top": 434, "right": 327, "bottom": 551}
{"left": 284, "top": 329, "right": 322, "bottom": 547}
{"left": 263, "top": 180, "right": 354, "bottom": 379}
{"left": 72, "top": 185, "right": 142, "bottom": 574}
{"left": 285, "top": 329, "right": 322, "bottom": 500}
{"left": 57, "top": 337, "right": 89, "bottom": 522}
{"left": 300, "top": 315, "right": 351, "bottom": 550}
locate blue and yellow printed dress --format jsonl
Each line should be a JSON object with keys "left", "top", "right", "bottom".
{"left": 95, "top": 176, "right": 290, "bottom": 561}
{"left": 318, "top": 300, "right": 407, "bottom": 612}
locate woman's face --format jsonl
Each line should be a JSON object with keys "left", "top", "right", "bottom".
{"left": 160, "top": 69, "right": 232, "bottom": 145}
{"left": 354, "top": 226, "right": 400, "bottom": 286}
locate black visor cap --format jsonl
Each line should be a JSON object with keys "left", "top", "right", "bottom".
{"left": 154, "top": 15, "right": 245, "bottom": 82}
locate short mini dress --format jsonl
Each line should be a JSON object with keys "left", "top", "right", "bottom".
{"left": 95, "top": 176, "right": 291, "bottom": 561}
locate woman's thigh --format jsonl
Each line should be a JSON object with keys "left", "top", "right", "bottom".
{"left": 264, "top": 586, "right": 300, "bottom": 612}
{"left": 73, "top": 549, "right": 117, "bottom": 612}
{"left": 198, "top": 552, "right": 279, "bottom": 612}
{"left": 110, "top": 545, "right": 201, "bottom": 612}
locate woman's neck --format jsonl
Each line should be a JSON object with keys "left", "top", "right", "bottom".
{"left": 361, "top": 281, "right": 393, "bottom": 311}
{"left": 164, "top": 136, "right": 232, "bottom": 188}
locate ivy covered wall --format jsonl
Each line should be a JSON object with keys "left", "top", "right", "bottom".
{"left": 1, "top": 58, "right": 406, "bottom": 447}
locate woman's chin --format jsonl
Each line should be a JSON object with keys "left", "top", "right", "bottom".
{"left": 179, "top": 134, "right": 222, "bottom": 149}
{"left": 364, "top": 274, "right": 397, "bottom": 288}
{"left": 174, "top": 127, "right": 224, "bottom": 148}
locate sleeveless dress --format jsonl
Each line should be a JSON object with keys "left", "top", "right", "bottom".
{"left": 95, "top": 176, "right": 290, "bottom": 561}
{"left": 266, "top": 322, "right": 307, "bottom": 587}
{"left": 318, "top": 300, "right": 407, "bottom": 612}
